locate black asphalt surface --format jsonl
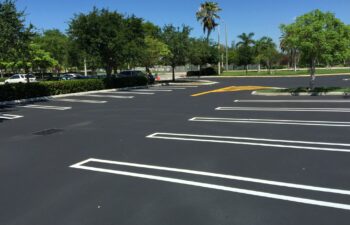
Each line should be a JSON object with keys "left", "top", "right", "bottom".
{"left": 1, "top": 75, "right": 350, "bottom": 225}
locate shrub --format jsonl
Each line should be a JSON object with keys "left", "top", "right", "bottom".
{"left": 0, "top": 76, "right": 148, "bottom": 102}
{"left": 187, "top": 67, "right": 218, "bottom": 77}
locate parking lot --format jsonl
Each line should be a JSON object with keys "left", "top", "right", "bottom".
{"left": 1, "top": 75, "right": 350, "bottom": 225}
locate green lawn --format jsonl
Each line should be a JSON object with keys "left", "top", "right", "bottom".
{"left": 258, "top": 87, "right": 350, "bottom": 93}
{"left": 223, "top": 68, "right": 350, "bottom": 76}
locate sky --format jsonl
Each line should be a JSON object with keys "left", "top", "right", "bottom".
{"left": 16, "top": 0, "right": 350, "bottom": 45}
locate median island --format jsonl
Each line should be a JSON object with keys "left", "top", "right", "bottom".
{"left": 254, "top": 87, "right": 350, "bottom": 96}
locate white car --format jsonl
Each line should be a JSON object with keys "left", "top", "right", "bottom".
{"left": 5, "top": 74, "right": 37, "bottom": 84}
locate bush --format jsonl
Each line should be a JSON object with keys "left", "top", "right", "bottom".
{"left": 187, "top": 67, "right": 218, "bottom": 77}
{"left": 0, "top": 76, "right": 148, "bottom": 102}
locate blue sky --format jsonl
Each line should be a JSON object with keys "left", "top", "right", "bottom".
{"left": 17, "top": 0, "right": 350, "bottom": 45}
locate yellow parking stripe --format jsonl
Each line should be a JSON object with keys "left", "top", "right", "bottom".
{"left": 191, "top": 86, "right": 272, "bottom": 97}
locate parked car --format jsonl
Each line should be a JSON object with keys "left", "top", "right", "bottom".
{"left": 5, "top": 74, "right": 37, "bottom": 84}
{"left": 59, "top": 73, "right": 85, "bottom": 80}
{"left": 117, "top": 70, "right": 155, "bottom": 84}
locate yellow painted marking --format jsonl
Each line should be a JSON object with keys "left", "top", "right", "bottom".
{"left": 192, "top": 86, "right": 272, "bottom": 97}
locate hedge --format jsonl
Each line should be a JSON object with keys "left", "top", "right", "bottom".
{"left": 187, "top": 67, "right": 218, "bottom": 76}
{"left": 0, "top": 76, "right": 148, "bottom": 102}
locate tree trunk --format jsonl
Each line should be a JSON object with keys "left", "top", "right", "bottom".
{"left": 105, "top": 66, "right": 113, "bottom": 78}
{"left": 172, "top": 66, "right": 175, "bottom": 82}
{"left": 309, "top": 58, "right": 316, "bottom": 90}
{"left": 258, "top": 64, "right": 261, "bottom": 73}
{"left": 268, "top": 61, "right": 272, "bottom": 75}
{"left": 294, "top": 56, "right": 297, "bottom": 72}
{"left": 245, "top": 65, "right": 248, "bottom": 75}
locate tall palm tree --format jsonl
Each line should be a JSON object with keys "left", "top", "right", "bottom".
{"left": 236, "top": 32, "right": 255, "bottom": 74}
{"left": 236, "top": 32, "right": 255, "bottom": 48}
{"left": 196, "top": 1, "right": 222, "bottom": 41}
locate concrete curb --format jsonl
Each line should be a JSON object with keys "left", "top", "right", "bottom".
{"left": 200, "top": 73, "right": 350, "bottom": 79}
{"left": 0, "top": 85, "right": 154, "bottom": 106}
{"left": 252, "top": 91, "right": 350, "bottom": 96}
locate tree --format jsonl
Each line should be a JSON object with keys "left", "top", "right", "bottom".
{"left": 122, "top": 15, "right": 145, "bottom": 70}
{"left": 281, "top": 10, "right": 350, "bottom": 89}
{"left": 141, "top": 36, "right": 170, "bottom": 70}
{"left": 255, "top": 37, "right": 279, "bottom": 74}
{"left": 0, "top": 0, "right": 35, "bottom": 78}
{"left": 236, "top": 32, "right": 255, "bottom": 74}
{"left": 161, "top": 24, "right": 191, "bottom": 81}
{"left": 29, "top": 43, "right": 58, "bottom": 78}
{"left": 69, "top": 8, "right": 128, "bottom": 76}
{"left": 188, "top": 38, "right": 219, "bottom": 70}
{"left": 34, "top": 29, "right": 69, "bottom": 71}
{"left": 196, "top": 1, "right": 221, "bottom": 41}
{"left": 280, "top": 25, "right": 300, "bottom": 72}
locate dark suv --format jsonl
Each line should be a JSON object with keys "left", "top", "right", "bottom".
{"left": 118, "top": 70, "right": 155, "bottom": 84}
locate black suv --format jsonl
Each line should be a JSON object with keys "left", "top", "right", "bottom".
{"left": 118, "top": 70, "right": 155, "bottom": 84}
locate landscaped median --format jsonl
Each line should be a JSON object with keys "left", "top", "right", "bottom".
{"left": 253, "top": 87, "right": 350, "bottom": 96}
{"left": 0, "top": 76, "right": 148, "bottom": 102}
{"left": 222, "top": 68, "right": 350, "bottom": 77}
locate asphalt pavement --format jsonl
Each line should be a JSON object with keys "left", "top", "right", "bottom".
{"left": 1, "top": 75, "right": 350, "bottom": 225}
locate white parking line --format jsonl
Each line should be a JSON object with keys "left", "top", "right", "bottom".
{"left": 190, "top": 117, "right": 350, "bottom": 127}
{"left": 159, "top": 86, "right": 198, "bottom": 88}
{"left": 20, "top": 105, "right": 72, "bottom": 111}
{"left": 56, "top": 99, "right": 107, "bottom": 104}
{"left": 234, "top": 100, "right": 350, "bottom": 103}
{"left": 147, "top": 133, "right": 350, "bottom": 153}
{"left": 71, "top": 158, "right": 350, "bottom": 211}
{"left": 134, "top": 89, "right": 172, "bottom": 92}
{"left": 0, "top": 114, "right": 23, "bottom": 120}
{"left": 216, "top": 107, "right": 350, "bottom": 113}
{"left": 151, "top": 87, "right": 186, "bottom": 90}
{"left": 114, "top": 91, "right": 155, "bottom": 95}
{"left": 84, "top": 94, "right": 134, "bottom": 99}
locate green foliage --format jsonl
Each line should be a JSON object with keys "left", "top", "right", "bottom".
{"left": 188, "top": 38, "right": 219, "bottom": 66}
{"left": 196, "top": 1, "right": 221, "bottom": 40}
{"left": 34, "top": 29, "right": 69, "bottom": 69}
{"left": 0, "top": 77, "right": 148, "bottom": 101}
{"left": 280, "top": 10, "right": 350, "bottom": 88}
{"left": 236, "top": 32, "right": 255, "bottom": 71}
{"left": 0, "top": 0, "right": 35, "bottom": 74}
{"left": 254, "top": 37, "right": 279, "bottom": 72}
{"left": 141, "top": 36, "right": 170, "bottom": 68}
{"left": 161, "top": 24, "right": 191, "bottom": 81}
{"left": 68, "top": 8, "right": 145, "bottom": 76}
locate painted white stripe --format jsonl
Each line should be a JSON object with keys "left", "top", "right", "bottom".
{"left": 56, "top": 99, "right": 107, "bottom": 104}
{"left": 134, "top": 89, "right": 172, "bottom": 92}
{"left": 234, "top": 100, "right": 350, "bottom": 103}
{"left": 147, "top": 133, "right": 350, "bottom": 153}
{"left": 159, "top": 85, "right": 198, "bottom": 88}
{"left": 20, "top": 105, "right": 71, "bottom": 110}
{"left": 190, "top": 117, "right": 350, "bottom": 127}
{"left": 76, "top": 158, "right": 350, "bottom": 195}
{"left": 0, "top": 114, "right": 23, "bottom": 120}
{"left": 84, "top": 94, "right": 134, "bottom": 99}
{"left": 152, "top": 87, "right": 186, "bottom": 90}
{"left": 216, "top": 107, "right": 350, "bottom": 112}
{"left": 115, "top": 91, "right": 155, "bottom": 95}
{"left": 71, "top": 158, "right": 350, "bottom": 211}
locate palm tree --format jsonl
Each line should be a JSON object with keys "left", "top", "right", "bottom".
{"left": 236, "top": 32, "right": 255, "bottom": 48}
{"left": 236, "top": 32, "right": 255, "bottom": 74}
{"left": 196, "top": 1, "right": 222, "bottom": 41}
{"left": 280, "top": 25, "right": 300, "bottom": 72}
{"left": 255, "top": 37, "right": 277, "bottom": 74}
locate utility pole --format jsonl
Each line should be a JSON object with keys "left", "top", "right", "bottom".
{"left": 218, "top": 25, "right": 221, "bottom": 75}
{"left": 225, "top": 23, "right": 229, "bottom": 71}
{"left": 84, "top": 58, "right": 87, "bottom": 76}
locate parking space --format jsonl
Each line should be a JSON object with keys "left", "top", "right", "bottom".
{"left": 1, "top": 76, "right": 350, "bottom": 225}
